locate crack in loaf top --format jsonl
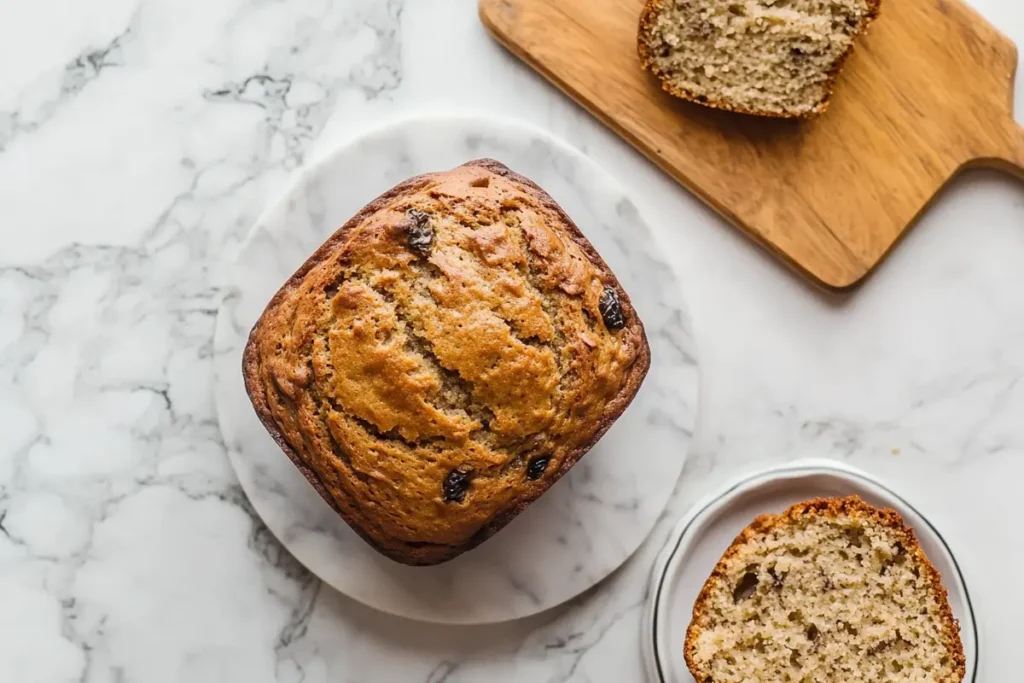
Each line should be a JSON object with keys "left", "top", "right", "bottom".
{"left": 243, "top": 159, "right": 650, "bottom": 565}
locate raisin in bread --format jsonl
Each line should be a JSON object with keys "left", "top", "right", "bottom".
{"left": 686, "top": 496, "right": 965, "bottom": 682}
{"left": 638, "top": 0, "right": 880, "bottom": 118}
{"left": 242, "top": 159, "right": 650, "bottom": 566}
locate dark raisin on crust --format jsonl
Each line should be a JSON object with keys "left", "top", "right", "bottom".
{"left": 526, "top": 456, "right": 550, "bottom": 480}
{"left": 442, "top": 469, "right": 470, "bottom": 503}
{"left": 598, "top": 286, "right": 625, "bottom": 330}
{"left": 403, "top": 209, "right": 434, "bottom": 254}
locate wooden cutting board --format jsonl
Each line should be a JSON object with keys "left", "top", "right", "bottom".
{"left": 480, "top": 0, "right": 1024, "bottom": 289}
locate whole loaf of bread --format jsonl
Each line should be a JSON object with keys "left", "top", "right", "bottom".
{"left": 243, "top": 159, "right": 650, "bottom": 565}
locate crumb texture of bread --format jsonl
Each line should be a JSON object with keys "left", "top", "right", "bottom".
{"left": 639, "top": 0, "right": 880, "bottom": 117}
{"left": 243, "top": 160, "right": 650, "bottom": 565}
{"left": 685, "top": 496, "right": 965, "bottom": 682}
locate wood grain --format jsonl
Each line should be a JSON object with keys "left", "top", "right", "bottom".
{"left": 480, "top": 0, "right": 1024, "bottom": 289}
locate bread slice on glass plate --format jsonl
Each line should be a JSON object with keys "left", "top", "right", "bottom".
{"left": 685, "top": 496, "right": 965, "bottom": 682}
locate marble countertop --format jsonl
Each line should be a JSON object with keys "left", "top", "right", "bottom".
{"left": 1, "top": 0, "right": 1022, "bottom": 680}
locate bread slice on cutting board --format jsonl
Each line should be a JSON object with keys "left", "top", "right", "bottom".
{"left": 685, "top": 496, "right": 965, "bottom": 682}
{"left": 638, "top": 0, "right": 880, "bottom": 118}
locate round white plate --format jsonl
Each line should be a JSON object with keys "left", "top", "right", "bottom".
{"left": 213, "top": 114, "right": 699, "bottom": 624}
{"left": 643, "top": 459, "right": 978, "bottom": 682}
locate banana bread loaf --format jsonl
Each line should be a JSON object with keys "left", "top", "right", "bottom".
{"left": 685, "top": 496, "right": 965, "bottom": 682}
{"left": 242, "top": 159, "right": 650, "bottom": 566}
{"left": 638, "top": 0, "right": 881, "bottom": 118}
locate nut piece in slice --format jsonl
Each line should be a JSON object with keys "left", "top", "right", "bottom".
{"left": 639, "top": 0, "right": 880, "bottom": 118}
{"left": 685, "top": 496, "right": 965, "bottom": 682}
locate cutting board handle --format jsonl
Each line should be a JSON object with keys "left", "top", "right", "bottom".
{"left": 990, "top": 120, "right": 1024, "bottom": 181}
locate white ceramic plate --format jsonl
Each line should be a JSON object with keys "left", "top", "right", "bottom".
{"left": 643, "top": 459, "right": 978, "bottom": 682}
{"left": 213, "top": 114, "right": 699, "bottom": 624}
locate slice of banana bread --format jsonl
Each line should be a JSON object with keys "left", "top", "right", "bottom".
{"left": 686, "top": 496, "right": 965, "bottom": 682}
{"left": 242, "top": 159, "right": 650, "bottom": 566}
{"left": 638, "top": 0, "right": 880, "bottom": 118}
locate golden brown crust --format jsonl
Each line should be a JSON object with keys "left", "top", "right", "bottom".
{"left": 637, "top": 0, "right": 882, "bottom": 119}
{"left": 683, "top": 496, "right": 965, "bottom": 681}
{"left": 242, "top": 159, "right": 650, "bottom": 566}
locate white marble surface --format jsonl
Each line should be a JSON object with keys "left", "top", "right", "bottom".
{"left": 0, "top": 0, "right": 1022, "bottom": 680}
{"left": 214, "top": 115, "right": 697, "bottom": 624}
